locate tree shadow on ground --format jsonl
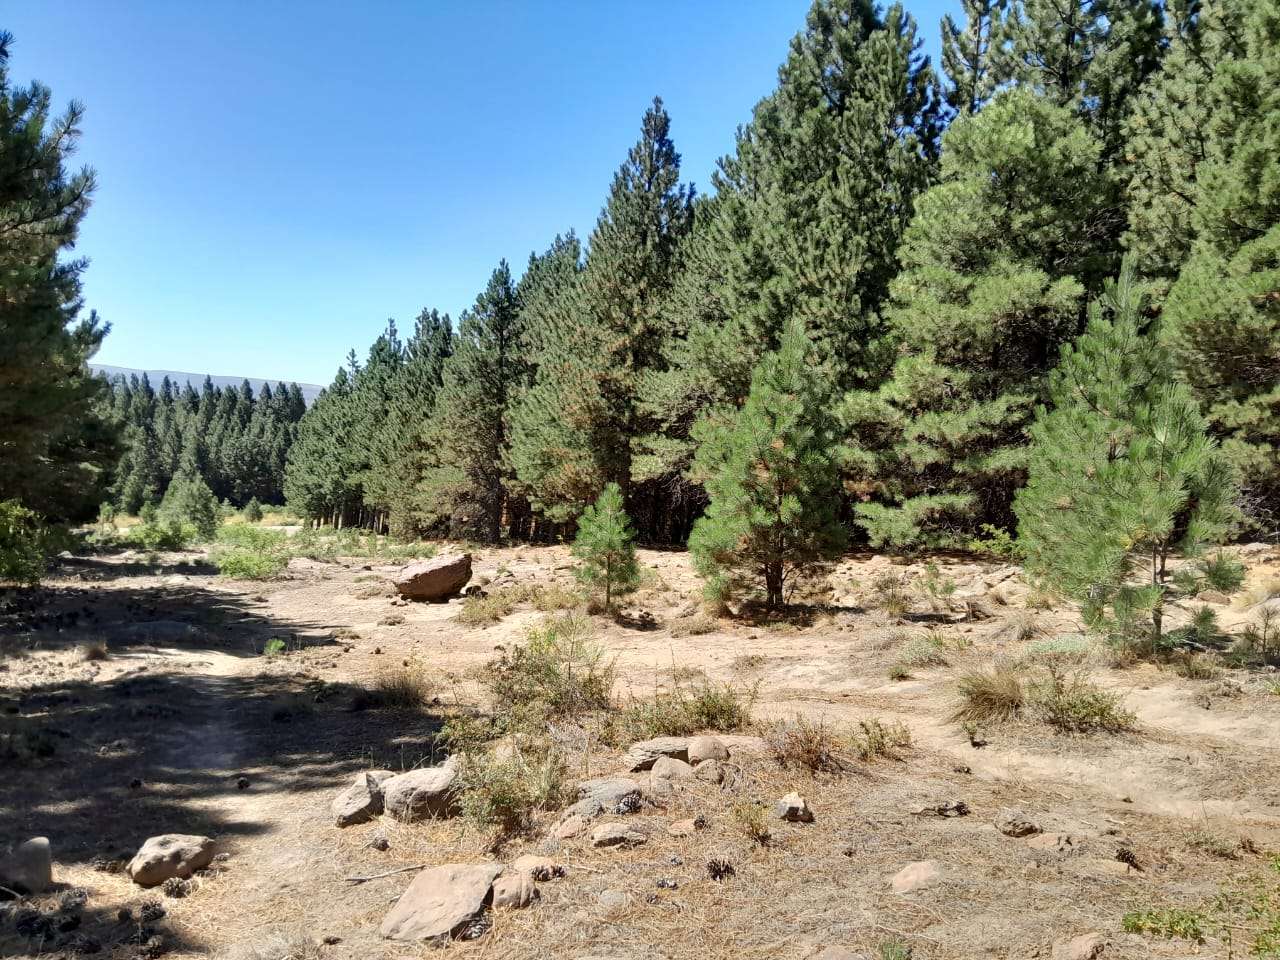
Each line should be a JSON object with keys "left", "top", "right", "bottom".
{"left": 0, "top": 567, "right": 448, "bottom": 958}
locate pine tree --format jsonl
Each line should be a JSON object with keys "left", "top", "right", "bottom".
{"left": 159, "top": 469, "right": 220, "bottom": 541}
{"left": 243, "top": 497, "right": 263, "bottom": 523}
{"left": 0, "top": 33, "right": 119, "bottom": 519}
{"left": 842, "top": 89, "right": 1115, "bottom": 548}
{"left": 417, "top": 262, "right": 522, "bottom": 541}
{"left": 689, "top": 321, "right": 846, "bottom": 610}
{"left": 941, "top": 0, "right": 1011, "bottom": 116}
{"left": 509, "top": 99, "right": 693, "bottom": 526}
{"left": 1162, "top": 0, "right": 1280, "bottom": 532}
{"left": 1014, "top": 264, "right": 1238, "bottom": 647}
{"left": 571, "top": 482, "right": 639, "bottom": 608}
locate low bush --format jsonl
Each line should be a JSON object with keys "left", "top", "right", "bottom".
{"left": 1020, "top": 634, "right": 1094, "bottom": 665}
{"left": 608, "top": 680, "right": 755, "bottom": 744}
{"left": 456, "top": 747, "right": 569, "bottom": 836}
{"left": 242, "top": 498, "right": 264, "bottom": 523}
{"left": 0, "top": 500, "right": 46, "bottom": 585}
{"left": 482, "top": 615, "right": 615, "bottom": 720}
{"left": 158, "top": 472, "right": 220, "bottom": 541}
{"left": 850, "top": 717, "right": 912, "bottom": 760}
{"left": 1032, "top": 667, "right": 1136, "bottom": 733}
{"left": 357, "top": 658, "right": 435, "bottom": 710}
{"left": 211, "top": 525, "right": 290, "bottom": 579}
{"left": 763, "top": 714, "right": 846, "bottom": 773}
{"left": 872, "top": 572, "right": 911, "bottom": 618}
{"left": 965, "top": 523, "right": 1024, "bottom": 561}
{"left": 1234, "top": 607, "right": 1280, "bottom": 666}
{"left": 730, "top": 801, "right": 771, "bottom": 845}
{"left": 896, "top": 632, "right": 949, "bottom": 669}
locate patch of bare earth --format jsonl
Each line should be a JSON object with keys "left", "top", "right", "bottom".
{"left": 3, "top": 544, "right": 1278, "bottom": 959}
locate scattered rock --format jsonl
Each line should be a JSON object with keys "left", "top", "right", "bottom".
{"left": 509, "top": 855, "right": 565, "bottom": 881}
{"left": 1, "top": 837, "right": 52, "bottom": 894}
{"left": 332, "top": 769, "right": 395, "bottom": 826}
{"left": 392, "top": 554, "right": 473, "bottom": 602}
{"left": 552, "top": 814, "right": 587, "bottom": 839}
{"left": 624, "top": 736, "right": 689, "bottom": 771}
{"left": 596, "top": 889, "right": 629, "bottom": 909}
{"left": 891, "top": 860, "right": 941, "bottom": 894}
{"left": 1198, "top": 589, "right": 1232, "bottom": 605}
{"left": 687, "top": 735, "right": 729, "bottom": 764}
{"left": 995, "top": 808, "right": 1042, "bottom": 837}
{"left": 490, "top": 873, "right": 537, "bottom": 910}
{"left": 127, "top": 835, "right": 215, "bottom": 888}
{"left": 694, "top": 758, "right": 728, "bottom": 785}
{"left": 590, "top": 823, "right": 647, "bottom": 848}
{"left": 368, "top": 835, "right": 390, "bottom": 852}
{"left": 235, "top": 776, "right": 250, "bottom": 791}
{"left": 1051, "top": 933, "right": 1106, "bottom": 960}
{"left": 912, "top": 799, "right": 970, "bottom": 817}
{"left": 380, "top": 863, "right": 504, "bottom": 943}
{"left": 562, "top": 777, "right": 643, "bottom": 820}
{"left": 774, "top": 792, "right": 814, "bottom": 823}
{"left": 650, "top": 755, "right": 694, "bottom": 780}
{"left": 667, "top": 817, "right": 706, "bottom": 837}
{"left": 382, "top": 766, "right": 459, "bottom": 822}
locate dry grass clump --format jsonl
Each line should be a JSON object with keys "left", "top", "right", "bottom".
{"left": 894, "top": 631, "right": 950, "bottom": 669}
{"left": 731, "top": 653, "right": 768, "bottom": 674}
{"left": 1232, "top": 606, "right": 1280, "bottom": 666}
{"left": 1020, "top": 634, "right": 1094, "bottom": 665}
{"left": 951, "top": 664, "right": 1027, "bottom": 725}
{"left": 353, "top": 582, "right": 392, "bottom": 599}
{"left": 1236, "top": 577, "right": 1280, "bottom": 609}
{"left": 459, "top": 583, "right": 583, "bottom": 626}
{"left": 872, "top": 572, "right": 912, "bottom": 618}
{"left": 999, "top": 610, "right": 1044, "bottom": 642}
{"left": 670, "top": 614, "right": 720, "bottom": 637}
{"left": 730, "top": 800, "right": 771, "bottom": 845}
{"left": 850, "top": 717, "right": 913, "bottom": 760}
{"left": 764, "top": 714, "right": 846, "bottom": 773}
{"left": 1171, "top": 651, "right": 1222, "bottom": 680}
{"left": 531, "top": 583, "right": 582, "bottom": 612}
{"left": 356, "top": 658, "right": 434, "bottom": 711}
{"left": 218, "top": 934, "right": 325, "bottom": 960}
{"left": 79, "top": 642, "right": 109, "bottom": 661}
{"left": 609, "top": 680, "right": 755, "bottom": 744}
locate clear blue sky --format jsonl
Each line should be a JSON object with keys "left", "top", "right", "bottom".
{"left": 7, "top": 1, "right": 956, "bottom": 387}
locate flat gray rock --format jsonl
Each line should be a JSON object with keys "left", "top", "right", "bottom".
{"left": 562, "top": 777, "right": 643, "bottom": 820}
{"left": 380, "top": 863, "right": 504, "bottom": 942}
{"left": 624, "top": 736, "right": 689, "bottom": 771}
{"left": 383, "top": 766, "right": 459, "bottom": 822}
{"left": 332, "top": 769, "right": 395, "bottom": 827}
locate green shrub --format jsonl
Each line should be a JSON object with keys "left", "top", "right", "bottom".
{"left": 456, "top": 748, "right": 569, "bottom": 836}
{"left": 730, "top": 801, "right": 770, "bottom": 845}
{"left": 850, "top": 717, "right": 913, "bottom": 760}
{"left": 1021, "top": 634, "right": 1094, "bottom": 664}
{"left": 481, "top": 615, "right": 615, "bottom": 720}
{"left": 896, "top": 632, "right": 949, "bottom": 668}
{"left": 608, "top": 680, "right": 755, "bottom": 744}
{"left": 158, "top": 471, "right": 220, "bottom": 540}
{"left": 243, "top": 498, "right": 264, "bottom": 523}
{"left": 123, "top": 518, "right": 193, "bottom": 551}
{"left": 1032, "top": 667, "right": 1136, "bottom": 733}
{"left": 0, "top": 500, "right": 46, "bottom": 585}
{"left": 572, "top": 482, "right": 639, "bottom": 609}
{"left": 261, "top": 638, "right": 287, "bottom": 657}
{"left": 212, "top": 525, "right": 290, "bottom": 579}
{"left": 966, "top": 523, "right": 1024, "bottom": 561}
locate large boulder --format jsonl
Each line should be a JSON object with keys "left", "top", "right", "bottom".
{"left": 383, "top": 766, "right": 459, "bottom": 822}
{"left": 128, "top": 834, "right": 215, "bottom": 887}
{"left": 0, "top": 837, "right": 52, "bottom": 894}
{"left": 379, "top": 863, "right": 504, "bottom": 943}
{"left": 332, "top": 769, "right": 395, "bottom": 827}
{"left": 393, "top": 554, "right": 472, "bottom": 602}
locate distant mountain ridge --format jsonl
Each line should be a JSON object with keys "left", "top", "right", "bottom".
{"left": 92, "top": 365, "right": 322, "bottom": 405}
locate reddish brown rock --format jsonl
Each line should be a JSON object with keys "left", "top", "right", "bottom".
{"left": 393, "top": 554, "right": 472, "bottom": 602}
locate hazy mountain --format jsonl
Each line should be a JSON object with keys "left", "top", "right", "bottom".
{"left": 92, "top": 365, "right": 322, "bottom": 405}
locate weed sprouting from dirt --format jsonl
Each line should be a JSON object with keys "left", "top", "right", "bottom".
{"left": 1032, "top": 667, "right": 1136, "bottom": 733}
{"left": 608, "top": 680, "right": 755, "bottom": 744}
{"left": 951, "top": 664, "right": 1026, "bottom": 725}
{"left": 357, "top": 658, "right": 434, "bottom": 711}
{"left": 763, "top": 714, "right": 846, "bottom": 773}
{"left": 482, "top": 614, "right": 615, "bottom": 719}
{"left": 850, "top": 718, "right": 912, "bottom": 760}
{"left": 730, "top": 800, "right": 771, "bottom": 845}
{"left": 456, "top": 747, "right": 569, "bottom": 837}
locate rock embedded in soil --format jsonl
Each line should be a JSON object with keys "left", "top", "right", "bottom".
{"left": 687, "top": 735, "right": 729, "bottom": 764}
{"left": 994, "top": 807, "right": 1042, "bottom": 837}
{"left": 650, "top": 755, "right": 694, "bottom": 780}
{"left": 552, "top": 814, "right": 587, "bottom": 839}
{"left": 509, "top": 855, "right": 565, "bottom": 881}
{"left": 596, "top": 889, "right": 630, "bottom": 909}
{"left": 563, "top": 777, "right": 643, "bottom": 820}
{"left": 694, "top": 759, "right": 727, "bottom": 785}
{"left": 127, "top": 835, "right": 215, "bottom": 888}
{"left": 1051, "top": 933, "right": 1106, "bottom": 960}
{"left": 667, "top": 818, "right": 705, "bottom": 837}
{"left": 590, "top": 823, "right": 647, "bottom": 848}
{"left": 890, "top": 860, "right": 942, "bottom": 894}
{"left": 491, "top": 872, "right": 538, "bottom": 910}
{"left": 624, "top": 736, "right": 689, "bottom": 771}
{"left": 379, "top": 863, "right": 504, "bottom": 943}
{"left": 392, "top": 553, "right": 472, "bottom": 602}
{"left": 332, "top": 769, "right": 395, "bottom": 827}
{"left": 0, "top": 836, "right": 52, "bottom": 894}
{"left": 774, "top": 792, "right": 815, "bottom": 823}
{"left": 382, "top": 766, "right": 459, "bottom": 822}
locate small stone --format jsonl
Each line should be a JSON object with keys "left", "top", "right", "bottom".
{"left": 596, "top": 889, "right": 629, "bottom": 909}
{"left": 510, "top": 855, "right": 565, "bottom": 881}
{"left": 1051, "top": 933, "right": 1105, "bottom": 960}
{"left": 379, "top": 863, "right": 504, "bottom": 943}
{"left": 236, "top": 776, "right": 250, "bottom": 790}
{"left": 667, "top": 817, "right": 705, "bottom": 837}
{"left": 128, "top": 835, "right": 215, "bottom": 888}
{"left": 491, "top": 872, "right": 537, "bottom": 910}
{"left": 563, "top": 777, "right": 643, "bottom": 820}
{"left": 686, "top": 735, "right": 729, "bottom": 764}
{"left": 0, "top": 836, "right": 53, "bottom": 894}
{"left": 590, "top": 823, "right": 647, "bottom": 848}
{"left": 368, "top": 835, "right": 390, "bottom": 851}
{"left": 552, "top": 814, "right": 587, "bottom": 839}
{"left": 995, "top": 807, "right": 1042, "bottom": 837}
{"left": 694, "top": 759, "right": 727, "bottom": 784}
{"left": 333, "top": 769, "right": 396, "bottom": 826}
{"left": 891, "top": 860, "right": 942, "bottom": 894}
{"left": 650, "top": 755, "right": 694, "bottom": 780}
{"left": 774, "top": 792, "right": 814, "bottom": 823}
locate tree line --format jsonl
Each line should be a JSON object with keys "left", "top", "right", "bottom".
{"left": 105, "top": 374, "right": 308, "bottom": 512}
{"left": 283, "top": 0, "right": 1280, "bottom": 552}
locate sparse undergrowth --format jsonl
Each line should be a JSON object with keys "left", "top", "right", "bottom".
{"left": 763, "top": 714, "right": 911, "bottom": 773}
{"left": 951, "top": 664, "right": 1135, "bottom": 734}
{"left": 607, "top": 680, "right": 756, "bottom": 745}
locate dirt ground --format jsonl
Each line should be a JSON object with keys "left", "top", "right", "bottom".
{"left": 3, "top": 542, "right": 1279, "bottom": 960}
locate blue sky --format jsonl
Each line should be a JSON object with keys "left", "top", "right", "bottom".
{"left": 7, "top": 1, "right": 956, "bottom": 386}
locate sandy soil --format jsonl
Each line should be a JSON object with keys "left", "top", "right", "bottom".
{"left": 2, "top": 543, "right": 1279, "bottom": 960}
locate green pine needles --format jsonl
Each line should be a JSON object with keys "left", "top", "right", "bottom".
{"left": 571, "top": 483, "right": 640, "bottom": 609}
{"left": 1015, "top": 263, "right": 1239, "bottom": 650}
{"left": 689, "top": 321, "right": 846, "bottom": 610}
